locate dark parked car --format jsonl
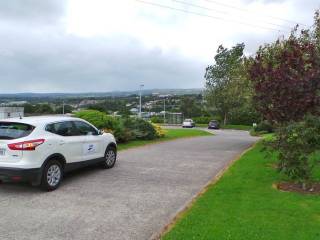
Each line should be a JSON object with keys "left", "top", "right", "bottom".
{"left": 208, "top": 120, "right": 220, "bottom": 129}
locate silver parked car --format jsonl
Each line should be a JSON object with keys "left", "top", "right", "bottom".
{"left": 182, "top": 119, "right": 195, "bottom": 128}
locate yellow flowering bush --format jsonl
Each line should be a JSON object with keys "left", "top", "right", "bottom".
{"left": 152, "top": 123, "right": 166, "bottom": 138}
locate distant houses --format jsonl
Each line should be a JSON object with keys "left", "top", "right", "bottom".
{"left": 130, "top": 108, "right": 139, "bottom": 114}
{"left": 78, "top": 99, "right": 99, "bottom": 107}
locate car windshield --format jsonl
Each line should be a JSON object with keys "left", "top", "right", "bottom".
{"left": 210, "top": 121, "right": 218, "bottom": 124}
{"left": 0, "top": 122, "right": 35, "bottom": 140}
{"left": 184, "top": 119, "right": 192, "bottom": 122}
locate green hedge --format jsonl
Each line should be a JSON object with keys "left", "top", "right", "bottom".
{"left": 193, "top": 116, "right": 217, "bottom": 124}
{"left": 151, "top": 116, "right": 163, "bottom": 124}
{"left": 122, "top": 117, "right": 157, "bottom": 140}
{"left": 74, "top": 110, "right": 117, "bottom": 129}
{"left": 75, "top": 110, "right": 160, "bottom": 143}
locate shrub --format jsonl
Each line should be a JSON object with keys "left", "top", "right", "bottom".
{"left": 122, "top": 117, "right": 157, "bottom": 140}
{"left": 109, "top": 118, "right": 132, "bottom": 143}
{"left": 75, "top": 110, "right": 162, "bottom": 143}
{"left": 75, "top": 110, "right": 129, "bottom": 142}
{"left": 151, "top": 116, "right": 163, "bottom": 124}
{"left": 152, "top": 123, "right": 166, "bottom": 138}
{"left": 254, "top": 120, "right": 273, "bottom": 133}
{"left": 228, "top": 107, "right": 261, "bottom": 125}
{"left": 193, "top": 116, "right": 214, "bottom": 124}
{"left": 75, "top": 110, "right": 117, "bottom": 129}
{"left": 266, "top": 115, "right": 320, "bottom": 189}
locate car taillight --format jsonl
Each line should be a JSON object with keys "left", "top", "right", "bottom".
{"left": 8, "top": 139, "right": 45, "bottom": 151}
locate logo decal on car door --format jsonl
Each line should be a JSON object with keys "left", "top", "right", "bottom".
{"left": 83, "top": 143, "right": 96, "bottom": 155}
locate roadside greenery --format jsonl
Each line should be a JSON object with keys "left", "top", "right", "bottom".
{"left": 22, "top": 103, "right": 74, "bottom": 115}
{"left": 192, "top": 116, "right": 214, "bottom": 124}
{"left": 151, "top": 116, "right": 163, "bottom": 124}
{"left": 179, "top": 96, "right": 203, "bottom": 118}
{"left": 118, "top": 128, "right": 213, "bottom": 151}
{"left": 222, "top": 124, "right": 252, "bottom": 131}
{"left": 75, "top": 110, "right": 162, "bottom": 143}
{"left": 75, "top": 109, "right": 212, "bottom": 149}
{"left": 205, "top": 43, "right": 259, "bottom": 126}
{"left": 248, "top": 30, "right": 320, "bottom": 125}
{"left": 266, "top": 115, "right": 320, "bottom": 188}
{"left": 75, "top": 110, "right": 117, "bottom": 130}
{"left": 247, "top": 11, "right": 320, "bottom": 189}
{"left": 163, "top": 140, "right": 320, "bottom": 240}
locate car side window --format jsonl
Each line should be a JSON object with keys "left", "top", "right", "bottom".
{"left": 73, "top": 121, "right": 98, "bottom": 136}
{"left": 46, "top": 121, "right": 78, "bottom": 137}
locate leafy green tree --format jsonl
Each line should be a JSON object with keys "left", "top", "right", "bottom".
{"left": 205, "top": 43, "right": 253, "bottom": 125}
{"left": 74, "top": 110, "right": 117, "bottom": 129}
{"left": 180, "top": 96, "right": 202, "bottom": 118}
{"left": 88, "top": 105, "right": 106, "bottom": 113}
{"left": 23, "top": 103, "right": 36, "bottom": 114}
{"left": 55, "top": 105, "right": 74, "bottom": 114}
{"left": 35, "top": 104, "right": 54, "bottom": 114}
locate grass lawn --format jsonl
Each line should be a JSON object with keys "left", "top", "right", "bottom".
{"left": 196, "top": 124, "right": 252, "bottom": 131}
{"left": 221, "top": 124, "right": 252, "bottom": 131}
{"left": 162, "top": 140, "right": 320, "bottom": 240}
{"left": 196, "top": 123, "right": 209, "bottom": 128}
{"left": 118, "top": 128, "right": 212, "bottom": 151}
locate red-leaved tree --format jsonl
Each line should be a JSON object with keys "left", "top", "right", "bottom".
{"left": 248, "top": 28, "right": 320, "bottom": 124}
{"left": 247, "top": 12, "right": 320, "bottom": 189}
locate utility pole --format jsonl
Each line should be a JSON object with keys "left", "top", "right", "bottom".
{"left": 139, "top": 84, "right": 144, "bottom": 118}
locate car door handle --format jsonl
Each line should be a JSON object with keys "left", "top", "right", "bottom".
{"left": 59, "top": 140, "right": 66, "bottom": 145}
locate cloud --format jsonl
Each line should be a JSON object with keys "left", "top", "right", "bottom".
{"left": 242, "top": 0, "right": 286, "bottom": 4}
{"left": 0, "top": 30, "right": 204, "bottom": 93}
{"left": 0, "top": 0, "right": 65, "bottom": 24}
{"left": 0, "top": 0, "right": 319, "bottom": 93}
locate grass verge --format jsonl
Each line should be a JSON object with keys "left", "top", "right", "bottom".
{"left": 222, "top": 124, "right": 252, "bottom": 131}
{"left": 118, "top": 128, "right": 212, "bottom": 151}
{"left": 195, "top": 124, "right": 252, "bottom": 131}
{"left": 162, "top": 140, "right": 320, "bottom": 240}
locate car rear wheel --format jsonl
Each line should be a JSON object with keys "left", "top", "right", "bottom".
{"left": 40, "top": 160, "right": 63, "bottom": 191}
{"left": 101, "top": 146, "right": 117, "bottom": 169}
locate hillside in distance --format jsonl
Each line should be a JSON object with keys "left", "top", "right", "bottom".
{"left": 0, "top": 88, "right": 203, "bottom": 101}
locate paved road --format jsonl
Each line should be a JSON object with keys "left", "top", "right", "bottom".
{"left": 0, "top": 130, "right": 258, "bottom": 240}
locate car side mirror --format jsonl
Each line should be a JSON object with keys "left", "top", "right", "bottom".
{"left": 98, "top": 129, "right": 104, "bottom": 135}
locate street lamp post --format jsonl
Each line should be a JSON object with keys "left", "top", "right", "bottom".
{"left": 163, "top": 98, "right": 166, "bottom": 124}
{"left": 139, "top": 84, "right": 144, "bottom": 118}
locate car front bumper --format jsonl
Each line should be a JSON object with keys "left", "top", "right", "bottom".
{"left": 208, "top": 126, "right": 219, "bottom": 129}
{"left": 0, "top": 167, "right": 41, "bottom": 183}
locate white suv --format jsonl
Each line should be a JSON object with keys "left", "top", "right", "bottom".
{"left": 0, "top": 116, "right": 117, "bottom": 191}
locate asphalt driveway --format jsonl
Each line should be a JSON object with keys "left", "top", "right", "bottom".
{"left": 0, "top": 129, "right": 258, "bottom": 240}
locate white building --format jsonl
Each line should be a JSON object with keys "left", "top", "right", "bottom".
{"left": 130, "top": 108, "right": 139, "bottom": 114}
{"left": 7, "top": 101, "right": 27, "bottom": 106}
{"left": 0, "top": 107, "right": 24, "bottom": 119}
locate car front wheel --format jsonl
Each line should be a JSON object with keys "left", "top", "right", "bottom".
{"left": 101, "top": 146, "right": 117, "bottom": 169}
{"left": 40, "top": 160, "right": 63, "bottom": 191}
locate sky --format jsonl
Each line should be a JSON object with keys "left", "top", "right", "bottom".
{"left": 0, "top": 0, "right": 319, "bottom": 93}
